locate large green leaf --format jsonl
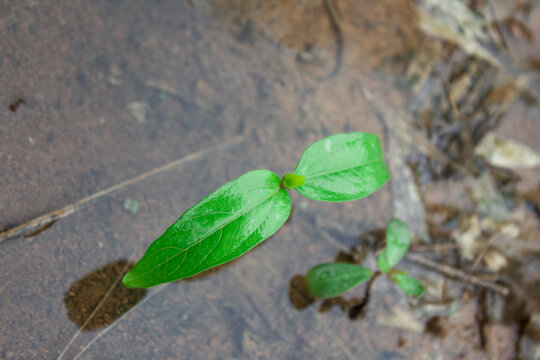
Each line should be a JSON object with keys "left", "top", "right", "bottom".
{"left": 306, "top": 263, "right": 373, "bottom": 299}
{"left": 389, "top": 271, "right": 424, "bottom": 297}
{"left": 292, "top": 132, "right": 390, "bottom": 202}
{"left": 123, "top": 170, "right": 291, "bottom": 288}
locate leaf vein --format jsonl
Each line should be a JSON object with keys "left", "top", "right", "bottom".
{"left": 128, "top": 188, "right": 280, "bottom": 282}
{"left": 304, "top": 158, "right": 384, "bottom": 180}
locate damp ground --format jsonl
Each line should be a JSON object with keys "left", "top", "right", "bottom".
{"left": 1, "top": 1, "right": 540, "bottom": 359}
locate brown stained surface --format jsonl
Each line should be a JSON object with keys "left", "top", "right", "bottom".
{"left": 64, "top": 261, "right": 147, "bottom": 331}
{"left": 1, "top": 0, "right": 539, "bottom": 359}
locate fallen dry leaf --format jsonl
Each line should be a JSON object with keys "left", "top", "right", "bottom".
{"left": 475, "top": 133, "right": 540, "bottom": 169}
{"left": 376, "top": 306, "right": 423, "bottom": 332}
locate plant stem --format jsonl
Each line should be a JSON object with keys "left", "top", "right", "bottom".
{"left": 348, "top": 270, "right": 381, "bottom": 320}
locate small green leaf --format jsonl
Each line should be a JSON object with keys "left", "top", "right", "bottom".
{"left": 384, "top": 218, "right": 412, "bottom": 268}
{"left": 376, "top": 249, "right": 391, "bottom": 274}
{"left": 390, "top": 271, "right": 424, "bottom": 297}
{"left": 123, "top": 170, "right": 291, "bottom": 288}
{"left": 292, "top": 132, "right": 390, "bottom": 202}
{"left": 281, "top": 173, "right": 306, "bottom": 190}
{"left": 306, "top": 263, "right": 373, "bottom": 298}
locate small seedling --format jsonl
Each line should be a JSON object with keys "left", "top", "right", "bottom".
{"left": 306, "top": 219, "right": 424, "bottom": 301}
{"left": 123, "top": 132, "right": 390, "bottom": 288}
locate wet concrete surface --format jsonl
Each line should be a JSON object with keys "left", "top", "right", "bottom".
{"left": 1, "top": 0, "right": 540, "bottom": 359}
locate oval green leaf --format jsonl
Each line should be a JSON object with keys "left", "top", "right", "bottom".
{"left": 384, "top": 218, "right": 411, "bottom": 268}
{"left": 376, "top": 249, "right": 391, "bottom": 274}
{"left": 306, "top": 263, "right": 373, "bottom": 299}
{"left": 292, "top": 132, "right": 390, "bottom": 202}
{"left": 390, "top": 271, "right": 424, "bottom": 297}
{"left": 123, "top": 170, "right": 291, "bottom": 288}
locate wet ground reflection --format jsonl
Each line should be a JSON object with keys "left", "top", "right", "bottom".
{"left": 1, "top": 0, "right": 539, "bottom": 357}
{"left": 64, "top": 260, "right": 146, "bottom": 331}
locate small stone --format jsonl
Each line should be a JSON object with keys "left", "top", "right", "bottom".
{"left": 127, "top": 102, "right": 149, "bottom": 124}
{"left": 194, "top": 80, "right": 214, "bottom": 108}
{"left": 108, "top": 64, "right": 122, "bottom": 86}
{"left": 484, "top": 248, "right": 507, "bottom": 272}
{"left": 123, "top": 198, "right": 139, "bottom": 214}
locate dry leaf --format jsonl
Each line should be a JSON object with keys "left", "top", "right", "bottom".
{"left": 484, "top": 248, "right": 507, "bottom": 272}
{"left": 377, "top": 306, "right": 423, "bottom": 332}
{"left": 416, "top": 0, "right": 500, "bottom": 66}
{"left": 451, "top": 215, "right": 482, "bottom": 260}
{"left": 475, "top": 133, "right": 540, "bottom": 169}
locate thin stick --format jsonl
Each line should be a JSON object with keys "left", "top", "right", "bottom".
{"left": 69, "top": 284, "right": 169, "bottom": 360}
{"left": 471, "top": 236, "right": 496, "bottom": 271}
{"left": 410, "top": 242, "right": 457, "bottom": 253}
{"left": 54, "top": 136, "right": 243, "bottom": 359}
{"left": 56, "top": 257, "right": 136, "bottom": 360}
{"left": 0, "top": 136, "right": 244, "bottom": 243}
{"left": 263, "top": 262, "right": 359, "bottom": 360}
{"left": 406, "top": 253, "right": 510, "bottom": 296}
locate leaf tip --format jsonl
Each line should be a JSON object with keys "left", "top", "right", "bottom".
{"left": 122, "top": 271, "right": 139, "bottom": 288}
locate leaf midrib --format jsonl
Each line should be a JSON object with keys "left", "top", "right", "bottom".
{"left": 128, "top": 186, "right": 281, "bottom": 283}
{"left": 301, "top": 157, "right": 385, "bottom": 181}
{"left": 189, "top": 191, "right": 281, "bottom": 276}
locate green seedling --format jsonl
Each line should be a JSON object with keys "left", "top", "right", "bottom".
{"left": 123, "top": 132, "right": 390, "bottom": 288}
{"left": 306, "top": 219, "right": 424, "bottom": 300}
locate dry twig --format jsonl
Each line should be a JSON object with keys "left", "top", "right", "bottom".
{"left": 406, "top": 253, "right": 510, "bottom": 296}
{"left": 0, "top": 136, "right": 244, "bottom": 243}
